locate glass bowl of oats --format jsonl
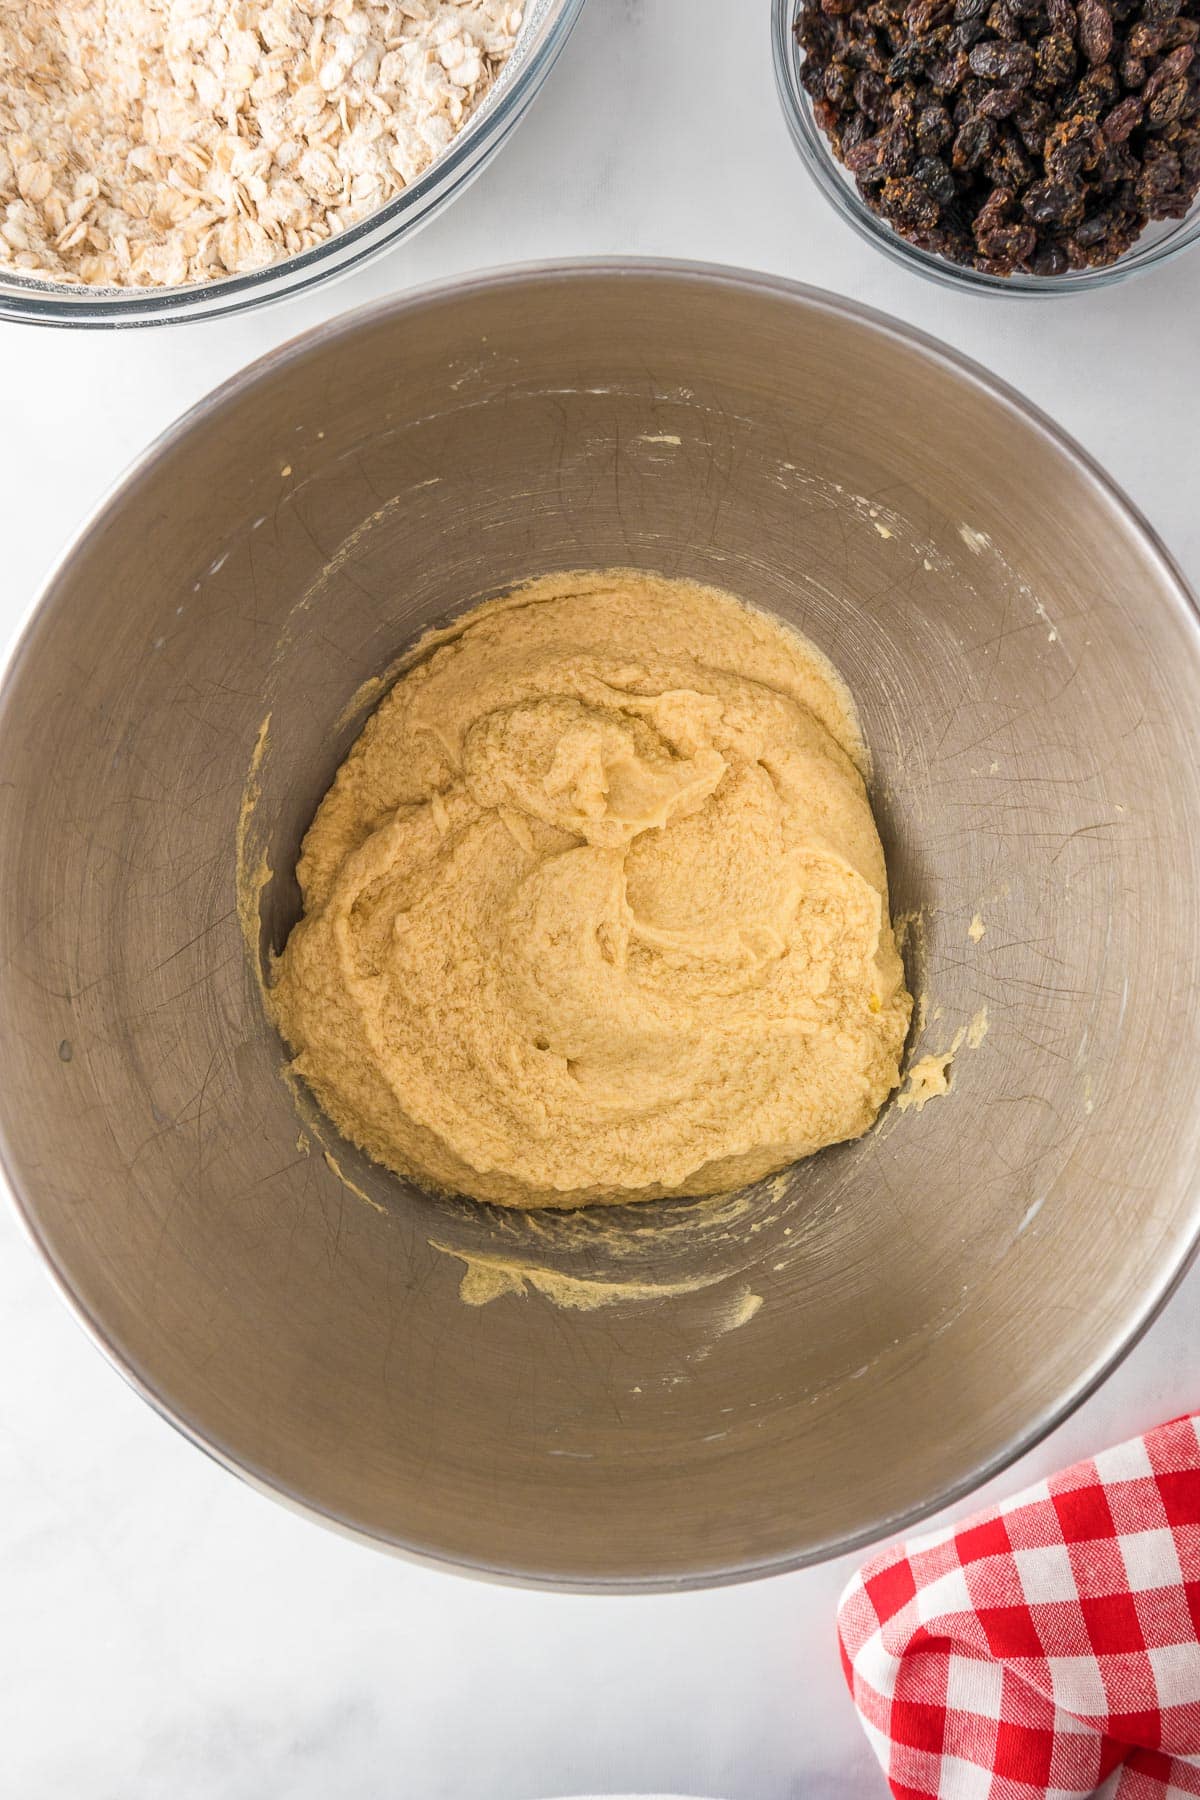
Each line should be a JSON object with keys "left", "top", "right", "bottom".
{"left": 0, "top": 0, "right": 586, "bottom": 326}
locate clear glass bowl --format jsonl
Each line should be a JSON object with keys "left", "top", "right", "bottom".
{"left": 0, "top": 0, "right": 587, "bottom": 328}
{"left": 772, "top": 0, "right": 1200, "bottom": 295}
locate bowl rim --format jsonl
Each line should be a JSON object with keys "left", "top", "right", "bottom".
{"left": 0, "top": 0, "right": 588, "bottom": 329}
{"left": 770, "top": 0, "right": 1200, "bottom": 297}
{"left": 4, "top": 257, "right": 1200, "bottom": 1591}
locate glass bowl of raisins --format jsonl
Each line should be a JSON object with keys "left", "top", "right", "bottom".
{"left": 773, "top": 0, "right": 1200, "bottom": 289}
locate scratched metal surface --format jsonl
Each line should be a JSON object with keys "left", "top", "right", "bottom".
{"left": 2, "top": 263, "right": 1200, "bottom": 1589}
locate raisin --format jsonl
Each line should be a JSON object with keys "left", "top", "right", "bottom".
{"left": 1044, "top": 116, "right": 1090, "bottom": 174}
{"left": 988, "top": 123, "right": 1036, "bottom": 178}
{"left": 854, "top": 68, "right": 893, "bottom": 115}
{"left": 976, "top": 219, "right": 1038, "bottom": 261}
{"left": 1022, "top": 176, "right": 1085, "bottom": 217}
{"left": 887, "top": 122, "right": 919, "bottom": 167}
{"left": 1076, "top": 0, "right": 1114, "bottom": 63}
{"left": 840, "top": 110, "right": 872, "bottom": 151}
{"left": 798, "top": 14, "right": 834, "bottom": 55}
{"left": 987, "top": 0, "right": 1024, "bottom": 38}
{"left": 952, "top": 113, "right": 996, "bottom": 163}
{"left": 914, "top": 151, "right": 961, "bottom": 196}
{"left": 917, "top": 100, "right": 956, "bottom": 144}
{"left": 969, "top": 39, "right": 1037, "bottom": 78}
{"left": 802, "top": 58, "right": 829, "bottom": 99}
{"left": 1103, "top": 92, "right": 1144, "bottom": 136}
{"left": 888, "top": 42, "right": 926, "bottom": 75}
{"left": 960, "top": 73, "right": 995, "bottom": 104}
{"left": 950, "top": 17, "right": 990, "bottom": 44}
{"left": 1015, "top": 95, "right": 1054, "bottom": 142}
{"left": 1126, "top": 21, "right": 1164, "bottom": 57}
{"left": 1082, "top": 63, "right": 1120, "bottom": 103}
{"left": 1063, "top": 76, "right": 1107, "bottom": 117}
{"left": 1031, "top": 237, "right": 1071, "bottom": 269}
{"left": 891, "top": 88, "right": 920, "bottom": 128}
{"left": 974, "top": 181, "right": 1018, "bottom": 227}
{"left": 880, "top": 174, "right": 942, "bottom": 223}
{"left": 845, "top": 32, "right": 888, "bottom": 67}
{"left": 980, "top": 82, "right": 1028, "bottom": 114}
{"left": 1147, "top": 43, "right": 1196, "bottom": 89}
{"left": 928, "top": 47, "right": 971, "bottom": 84}
{"left": 1036, "top": 32, "right": 1078, "bottom": 84}
{"left": 844, "top": 128, "right": 894, "bottom": 170}
{"left": 1072, "top": 208, "right": 1112, "bottom": 240}
{"left": 1147, "top": 77, "right": 1189, "bottom": 122}
{"left": 1096, "top": 137, "right": 1138, "bottom": 179}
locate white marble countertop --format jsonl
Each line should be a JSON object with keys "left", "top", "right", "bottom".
{"left": 2, "top": 2, "right": 1198, "bottom": 1795}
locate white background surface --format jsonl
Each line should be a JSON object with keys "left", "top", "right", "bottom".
{"left": 2, "top": 2, "right": 1198, "bottom": 1796}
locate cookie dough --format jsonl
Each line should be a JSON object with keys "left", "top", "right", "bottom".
{"left": 271, "top": 570, "right": 912, "bottom": 1208}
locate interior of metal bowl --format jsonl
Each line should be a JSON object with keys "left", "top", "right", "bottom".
{"left": 3, "top": 263, "right": 1200, "bottom": 1589}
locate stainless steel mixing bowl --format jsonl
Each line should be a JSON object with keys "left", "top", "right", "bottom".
{"left": 3, "top": 262, "right": 1200, "bottom": 1590}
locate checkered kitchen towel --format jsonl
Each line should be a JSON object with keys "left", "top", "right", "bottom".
{"left": 838, "top": 1415, "right": 1200, "bottom": 1798}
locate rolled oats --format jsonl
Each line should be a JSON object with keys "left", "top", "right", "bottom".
{"left": 0, "top": 0, "right": 523, "bottom": 288}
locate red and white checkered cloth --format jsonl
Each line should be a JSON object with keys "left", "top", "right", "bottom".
{"left": 838, "top": 1415, "right": 1200, "bottom": 1799}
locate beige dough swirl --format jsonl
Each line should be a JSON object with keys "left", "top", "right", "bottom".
{"left": 271, "top": 571, "right": 912, "bottom": 1208}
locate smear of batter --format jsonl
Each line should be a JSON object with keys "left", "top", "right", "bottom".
{"left": 895, "top": 1002, "right": 990, "bottom": 1115}
{"left": 271, "top": 570, "right": 912, "bottom": 1209}
{"left": 897, "top": 1039, "right": 962, "bottom": 1112}
{"left": 430, "top": 1241, "right": 729, "bottom": 1310}
{"left": 235, "top": 712, "right": 273, "bottom": 962}
{"left": 717, "top": 1286, "right": 764, "bottom": 1332}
